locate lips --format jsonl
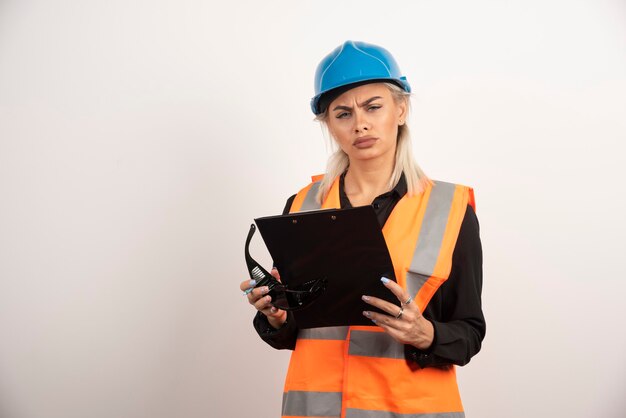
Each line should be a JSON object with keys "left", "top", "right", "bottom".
{"left": 353, "top": 136, "right": 378, "bottom": 148}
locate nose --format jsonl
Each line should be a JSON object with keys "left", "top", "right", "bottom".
{"left": 353, "top": 108, "right": 370, "bottom": 133}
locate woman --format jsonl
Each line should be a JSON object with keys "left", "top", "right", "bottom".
{"left": 240, "top": 40, "right": 485, "bottom": 418}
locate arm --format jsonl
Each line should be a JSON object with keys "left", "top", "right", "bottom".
{"left": 251, "top": 194, "right": 300, "bottom": 350}
{"left": 408, "top": 204, "right": 486, "bottom": 367}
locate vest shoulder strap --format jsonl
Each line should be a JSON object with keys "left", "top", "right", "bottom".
{"left": 290, "top": 179, "right": 323, "bottom": 212}
{"left": 407, "top": 180, "right": 474, "bottom": 310}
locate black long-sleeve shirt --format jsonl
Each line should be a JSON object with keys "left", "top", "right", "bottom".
{"left": 253, "top": 174, "right": 485, "bottom": 368}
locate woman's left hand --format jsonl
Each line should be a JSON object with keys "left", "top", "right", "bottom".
{"left": 362, "top": 277, "right": 434, "bottom": 350}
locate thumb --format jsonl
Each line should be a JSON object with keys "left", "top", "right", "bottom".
{"left": 271, "top": 267, "right": 281, "bottom": 282}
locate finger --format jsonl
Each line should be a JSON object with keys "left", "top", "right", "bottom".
{"left": 262, "top": 305, "right": 284, "bottom": 318}
{"left": 240, "top": 279, "right": 257, "bottom": 292}
{"left": 364, "top": 309, "right": 403, "bottom": 328}
{"left": 363, "top": 298, "right": 422, "bottom": 325}
{"left": 362, "top": 295, "right": 404, "bottom": 317}
{"left": 271, "top": 267, "right": 281, "bottom": 281}
{"left": 252, "top": 291, "right": 284, "bottom": 318}
{"left": 247, "top": 286, "right": 269, "bottom": 304}
{"left": 371, "top": 319, "right": 410, "bottom": 344}
{"left": 256, "top": 294, "right": 286, "bottom": 319}
{"left": 254, "top": 294, "right": 273, "bottom": 311}
{"left": 363, "top": 310, "right": 416, "bottom": 334}
{"left": 380, "top": 277, "right": 412, "bottom": 305}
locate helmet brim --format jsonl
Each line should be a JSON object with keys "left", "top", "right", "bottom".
{"left": 311, "top": 78, "right": 410, "bottom": 115}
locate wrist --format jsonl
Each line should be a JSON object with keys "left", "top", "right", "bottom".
{"left": 412, "top": 317, "right": 434, "bottom": 350}
{"left": 267, "top": 310, "right": 287, "bottom": 329}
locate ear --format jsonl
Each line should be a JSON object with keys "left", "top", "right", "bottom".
{"left": 397, "top": 98, "right": 408, "bottom": 125}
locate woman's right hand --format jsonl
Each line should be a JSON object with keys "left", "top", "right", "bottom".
{"left": 240, "top": 267, "right": 287, "bottom": 329}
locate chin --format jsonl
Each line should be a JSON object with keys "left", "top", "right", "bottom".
{"left": 351, "top": 153, "right": 382, "bottom": 162}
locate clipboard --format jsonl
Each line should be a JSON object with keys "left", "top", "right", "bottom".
{"left": 254, "top": 206, "right": 398, "bottom": 329}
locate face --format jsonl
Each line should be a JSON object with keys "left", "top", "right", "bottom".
{"left": 326, "top": 83, "right": 407, "bottom": 165}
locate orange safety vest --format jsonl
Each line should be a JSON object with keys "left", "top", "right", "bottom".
{"left": 281, "top": 175, "right": 475, "bottom": 418}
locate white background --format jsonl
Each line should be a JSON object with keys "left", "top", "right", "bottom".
{"left": 1, "top": 1, "right": 625, "bottom": 417}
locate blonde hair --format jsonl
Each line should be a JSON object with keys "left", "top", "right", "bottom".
{"left": 315, "top": 82, "right": 431, "bottom": 204}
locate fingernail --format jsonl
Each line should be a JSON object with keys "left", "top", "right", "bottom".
{"left": 371, "top": 319, "right": 377, "bottom": 324}
{"left": 270, "top": 307, "right": 277, "bottom": 313}
{"left": 260, "top": 286, "right": 270, "bottom": 295}
{"left": 363, "top": 311, "right": 371, "bottom": 318}
{"left": 380, "top": 277, "right": 390, "bottom": 284}
{"left": 271, "top": 267, "right": 277, "bottom": 271}
{"left": 266, "top": 295, "right": 272, "bottom": 302}
{"left": 361, "top": 295, "right": 370, "bottom": 302}
{"left": 249, "top": 279, "right": 257, "bottom": 286}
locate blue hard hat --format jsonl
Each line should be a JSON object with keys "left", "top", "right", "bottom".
{"left": 310, "top": 40, "right": 411, "bottom": 115}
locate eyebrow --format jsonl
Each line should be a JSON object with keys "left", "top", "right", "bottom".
{"left": 332, "top": 96, "right": 383, "bottom": 112}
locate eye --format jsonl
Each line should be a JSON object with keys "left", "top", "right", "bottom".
{"left": 335, "top": 112, "right": 350, "bottom": 119}
{"left": 367, "top": 105, "right": 381, "bottom": 111}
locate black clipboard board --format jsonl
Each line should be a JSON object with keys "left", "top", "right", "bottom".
{"left": 254, "top": 206, "right": 397, "bottom": 329}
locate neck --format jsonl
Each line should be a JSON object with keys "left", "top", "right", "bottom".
{"left": 344, "top": 158, "right": 395, "bottom": 205}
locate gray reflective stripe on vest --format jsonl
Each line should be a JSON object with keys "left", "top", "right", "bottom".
{"left": 348, "top": 330, "right": 403, "bottom": 359}
{"left": 300, "top": 181, "right": 322, "bottom": 211}
{"left": 282, "top": 390, "right": 342, "bottom": 417}
{"left": 299, "top": 326, "right": 349, "bottom": 340}
{"left": 406, "top": 181, "right": 457, "bottom": 297}
{"left": 349, "top": 182, "right": 459, "bottom": 360}
{"left": 345, "top": 409, "right": 465, "bottom": 418}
